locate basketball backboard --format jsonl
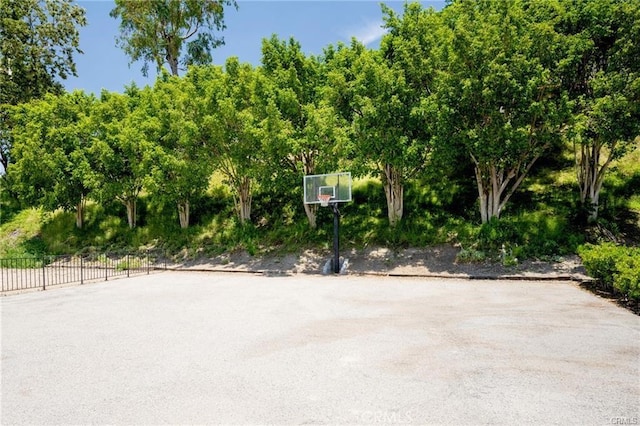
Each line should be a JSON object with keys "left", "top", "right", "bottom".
{"left": 303, "top": 172, "right": 352, "bottom": 205}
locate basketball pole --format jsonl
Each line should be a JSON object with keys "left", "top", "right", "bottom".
{"left": 332, "top": 202, "right": 340, "bottom": 274}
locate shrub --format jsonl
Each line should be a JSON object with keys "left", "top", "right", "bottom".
{"left": 456, "top": 247, "right": 486, "bottom": 263}
{"left": 614, "top": 249, "right": 640, "bottom": 300}
{"left": 578, "top": 243, "right": 623, "bottom": 290}
{"left": 474, "top": 212, "right": 582, "bottom": 260}
{"left": 578, "top": 243, "right": 640, "bottom": 300}
{"left": 477, "top": 218, "right": 518, "bottom": 253}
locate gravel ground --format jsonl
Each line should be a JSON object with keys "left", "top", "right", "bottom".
{"left": 173, "top": 245, "right": 590, "bottom": 280}
{"left": 1, "top": 271, "right": 638, "bottom": 425}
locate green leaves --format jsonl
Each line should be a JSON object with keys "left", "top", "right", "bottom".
{"left": 0, "top": 0, "right": 86, "bottom": 172}
{"left": 324, "top": 39, "right": 432, "bottom": 225}
{"left": 87, "top": 87, "right": 159, "bottom": 227}
{"left": 5, "top": 0, "right": 639, "bottom": 232}
{"left": 110, "top": 0, "right": 238, "bottom": 76}
{"left": 425, "top": 0, "right": 571, "bottom": 221}
{"left": 557, "top": 0, "right": 640, "bottom": 220}
{"left": 0, "top": 0, "right": 86, "bottom": 104}
{"left": 8, "top": 91, "right": 95, "bottom": 225}
{"left": 261, "top": 36, "right": 342, "bottom": 177}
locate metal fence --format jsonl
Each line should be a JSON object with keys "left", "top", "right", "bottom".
{"left": 1, "top": 252, "right": 164, "bottom": 293}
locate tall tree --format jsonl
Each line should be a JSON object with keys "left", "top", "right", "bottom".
{"left": 326, "top": 40, "right": 427, "bottom": 226}
{"left": 203, "top": 58, "right": 278, "bottom": 224}
{"left": 89, "top": 86, "right": 158, "bottom": 228}
{"left": 8, "top": 91, "right": 95, "bottom": 228}
{"left": 261, "top": 35, "right": 345, "bottom": 229}
{"left": 437, "top": 0, "right": 568, "bottom": 223}
{"left": 0, "top": 0, "right": 86, "bottom": 172}
{"left": 110, "top": 0, "right": 238, "bottom": 77}
{"left": 557, "top": 0, "right": 640, "bottom": 222}
{"left": 146, "top": 70, "right": 216, "bottom": 228}
{"left": 381, "top": 2, "right": 469, "bottom": 214}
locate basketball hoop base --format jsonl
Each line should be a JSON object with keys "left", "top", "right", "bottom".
{"left": 322, "top": 257, "right": 349, "bottom": 275}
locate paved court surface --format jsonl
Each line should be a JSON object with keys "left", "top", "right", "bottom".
{"left": 1, "top": 272, "right": 639, "bottom": 425}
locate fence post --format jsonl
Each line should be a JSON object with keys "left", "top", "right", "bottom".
{"left": 42, "top": 256, "right": 46, "bottom": 291}
{"left": 105, "top": 255, "right": 108, "bottom": 281}
{"left": 80, "top": 256, "right": 84, "bottom": 285}
{"left": 127, "top": 254, "right": 130, "bottom": 278}
{"left": 147, "top": 250, "right": 150, "bottom": 275}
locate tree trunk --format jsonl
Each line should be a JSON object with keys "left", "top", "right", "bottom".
{"left": 124, "top": 198, "right": 137, "bottom": 228}
{"left": 588, "top": 187, "right": 601, "bottom": 223}
{"left": 382, "top": 164, "right": 404, "bottom": 227}
{"left": 477, "top": 170, "right": 490, "bottom": 224}
{"left": 474, "top": 162, "right": 505, "bottom": 224}
{"left": 303, "top": 203, "right": 318, "bottom": 229}
{"left": 167, "top": 51, "right": 179, "bottom": 76}
{"left": 178, "top": 200, "right": 190, "bottom": 229}
{"left": 75, "top": 196, "right": 86, "bottom": 229}
{"left": 472, "top": 148, "right": 543, "bottom": 224}
{"left": 576, "top": 140, "right": 609, "bottom": 223}
{"left": 302, "top": 151, "right": 317, "bottom": 228}
{"left": 476, "top": 183, "right": 500, "bottom": 224}
{"left": 235, "top": 176, "right": 252, "bottom": 224}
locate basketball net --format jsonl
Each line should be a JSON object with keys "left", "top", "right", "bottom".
{"left": 318, "top": 194, "right": 332, "bottom": 207}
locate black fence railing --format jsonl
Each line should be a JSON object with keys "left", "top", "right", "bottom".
{"left": 0, "top": 252, "right": 165, "bottom": 293}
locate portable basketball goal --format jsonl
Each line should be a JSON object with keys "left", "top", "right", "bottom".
{"left": 303, "top": 172, "right": 352, "bottom": 274}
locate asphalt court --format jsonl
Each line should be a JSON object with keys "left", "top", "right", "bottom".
{"left": 2, "top": 272, "right": 639, "bottom": 425}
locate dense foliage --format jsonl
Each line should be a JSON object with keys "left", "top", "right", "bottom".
{"left": 578, "top": 243, "right": 640, "bottom": 301}
{"left": 0, "top": 0, "right": 86, "bottom": 172}
{"left": 1, "top": 0, "right": 639, "bottom": 261}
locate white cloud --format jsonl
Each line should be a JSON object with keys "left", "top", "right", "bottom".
{"left": 346, "top": 20, "right": 387, "bottom": 46}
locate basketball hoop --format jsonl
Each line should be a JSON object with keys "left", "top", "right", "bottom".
{"left": 303, "top": 172, "right": 352, "bottom": 274}
{"left": 318, "top": 194, "right": 332, "bottom": 207}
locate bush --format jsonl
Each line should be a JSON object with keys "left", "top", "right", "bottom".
{"left": 456, "top": 247, "right": 487, "bottom": 263}
{"left": 614, "top": 250, "right": 640, "bottom": 300}
{"left": 474, "top": 212, "right": 582, "bottom": 261}
{"left": 578, "top": 243, "right": 622, "bottom": 290}
{"left": 578, "top": 243, "right": 640, "bottom": 300}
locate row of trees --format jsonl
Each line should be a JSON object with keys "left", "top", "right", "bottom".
{"left": 0, "top": 0, "right": 86, "bottom": 172}
{"left": 4, "top": 0, "right": 639, "bottom": 232}
{"left": 1, "top": 0, "right": 237, "bottom": 173}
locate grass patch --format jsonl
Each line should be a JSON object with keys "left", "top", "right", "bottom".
{"left": 0, "top": 208, "right": 47, "bottom": 258}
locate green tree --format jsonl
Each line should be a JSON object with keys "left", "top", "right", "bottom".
{"left": 8, "top": 91, "right": 95, "bottom": 228}
{"left": 146, "top": 70, "right": 216, "bottom": 228}
{"left": 89, "top": 86, "right": 158, "bottom": 228}
{"left": 437, "top": 0, "right": 568, "bottom": 223}
{"left": 326, "top": 40, "right": 428, "bottom": 226}
{"left": 110, "top": 0, "right": 238, "bottom": 77}
{"left": 0, "top": 0, "right": 86, "bottom": 171}
{"left": 203, "top": 58, "right": 278, "bottom": 224}
{"left": 557, "top": 0, "right": 640, "bottom": 222}
{"left": 261, "top": 35, "right": 345, "bottom": 228}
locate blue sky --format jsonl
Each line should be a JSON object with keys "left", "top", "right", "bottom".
{"left": 63, "top": 0, "right": 446, "bottom": 95}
